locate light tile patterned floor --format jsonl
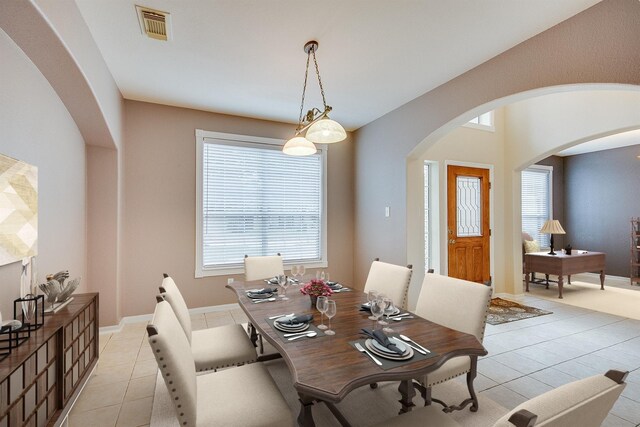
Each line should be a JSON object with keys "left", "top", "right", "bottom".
{"left": 69, "top": 299, "right": 640, "bottom": 426}
{"left": 471, "top": 294, "right": 640, "bottom": 427}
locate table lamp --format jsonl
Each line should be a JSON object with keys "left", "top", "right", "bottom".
{"left": 540, "top": 219, "right": 565, "bottom": 255}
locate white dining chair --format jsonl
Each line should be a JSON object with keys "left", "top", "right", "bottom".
{"left": 147, "top": 300, "right": 294, "bottom": 427}
{"left": 159, "top": 275, "right": 257, "bottom": 372}
{"left": 374, "top": 369, "right": 628, "bottom": 427}
{"left": 244, "top": 254, "right": 284, "bottom": 282}
{"left": 363, "top": 259, "right": 413, "bottom": 309}
{"left": 243, "top": 254, "right": 284, "bottom": 356}
{"left": 413, "top": 272, "right": 492, "bottom": 412}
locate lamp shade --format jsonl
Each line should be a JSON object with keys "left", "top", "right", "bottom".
{"left": 305, "top": 118, "right": 347, "bottom": 144}
{"left": 540, "top": 219, "right": 566, "bottom": 235}
{"left": 282, "top": 136, "right": 317, "bottom": 156}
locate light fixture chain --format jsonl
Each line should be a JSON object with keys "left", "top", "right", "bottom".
{"left": 298, "top": 52, "right": 311, "bottom": 127}
{"left": 311, "top": 49, "right": 327, "bottom": 110}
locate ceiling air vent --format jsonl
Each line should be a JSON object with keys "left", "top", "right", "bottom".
{"left": 135, "top": 5, "right": 172, "bottom": 41}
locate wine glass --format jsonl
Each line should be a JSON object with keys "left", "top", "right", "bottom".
{"left": 316, "top": 296, "right": 328, "bottom": 330}
{"left": 320, "top": 270, "right": 326, "bottom": 281}
{"left": 324, "top": 300, "right": 336, "bottom": 336}
{"left": 277, "top": 275, "right": 289, "bottom": 300}
{"left": 367, "top": 290, "right": 379, "bottom": 320}
{"left": 382, "top": 297, "right": 396, "bottom": 333}
{"left": 298, "top": 265, "right": 306, "bottom": 281}
{"left": 377, "top": 295, "right": 389, "bottom": 326}
{"left": 290, "top": 265, "right": 299, "bottom": 282}
{"left": 370, "top": 297, "right": 385, "bottom": 329}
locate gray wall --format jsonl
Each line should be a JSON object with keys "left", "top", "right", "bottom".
{"left": 0, "top": 28, "right": 87, "bottom": 318}
{"left": 536, "top": 156, "right": 565, "bottom": 249}
{"left": 353, "top": 0, "right": 640, "bottom": 292}
{"left": 564, "top": 144, "right": 640, "bottom": 276}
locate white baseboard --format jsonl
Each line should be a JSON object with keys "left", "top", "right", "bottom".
{"left": 572, "top": 272, "right": 628, "bottom": 282}
{"left": 99, "top": 303, "right": 241, "bottom": 335}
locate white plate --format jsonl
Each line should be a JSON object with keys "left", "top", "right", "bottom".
{"left": 273, "top": 321, "right": 309, "bottom": 333}
{"left": 361, "top": 302, "right": 400, "bottom": 315}
{"left": 370, "top": 337, "right": 408, "bottom": 354}
{"left": 365, "top": 339, "right": 413, "bottom": 360}
{"left": 247, "top": 292, "right": 274, "bottom": 299}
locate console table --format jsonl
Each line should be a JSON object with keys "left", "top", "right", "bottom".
{"left": 0, "top": 293, "right": 98, "bottom": 427}
{"left": 525, "top": 251, "right": 605, "bottom": 298}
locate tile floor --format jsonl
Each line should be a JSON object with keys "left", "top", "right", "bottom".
{"left": 471, "top": 294, "right": 640, "bottom": 427}
{"left": 67, "top": 308, "right": 249, "bottom": 427}
{"left": 68, "top": 298, "right": 640, "bottom": 426}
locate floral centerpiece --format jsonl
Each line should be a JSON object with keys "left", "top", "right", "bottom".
{"left": 300, "top": 279, "right": 333, "bottom": 305}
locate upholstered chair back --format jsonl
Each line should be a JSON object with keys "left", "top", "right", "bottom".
{"left": 147, "top": 301, "right": 198, "bottom": 426}
{"left": 415, "top": 273, "right": 491, "bottom": 341}
{"left": 494, "top": 371, "right": 627, "bottom": 427}
{"left": 363, "top": 260, "right": 413, "bottom": 309}
{"left": 160, "top": 276, "right": 193, "bottom": 344}
{"left": 244, "top": 255, "right": 284, "bottom": 281}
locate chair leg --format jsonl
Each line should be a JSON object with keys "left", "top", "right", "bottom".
{"left": 466, "top": 357, "right": 479, "bottom": 412}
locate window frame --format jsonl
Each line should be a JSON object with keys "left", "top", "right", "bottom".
{"left": 195, "top": 129, "right": 328, "bottom": 278}
{"left": 464, "top": 111, "right": 495, "bottom": 132}
{"left": 521, "top": 164, "right": 554, "bottom": 248}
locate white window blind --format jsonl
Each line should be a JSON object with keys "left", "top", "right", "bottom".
{"left": 197, "top": 133, "right": 326, "bottom": 275}
{"left": 521, "top": 166, "right": 552, "bottom": 247}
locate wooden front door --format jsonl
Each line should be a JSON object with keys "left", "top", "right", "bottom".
{"left": 447, "top": 165, "right": 490, "bottom": 283}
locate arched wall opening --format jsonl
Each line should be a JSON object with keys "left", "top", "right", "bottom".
{"left": 406, "top": 84, "right": 640, "bottom": 306}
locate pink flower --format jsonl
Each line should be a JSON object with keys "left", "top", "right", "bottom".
{"left": 300, "top": 279, "right": 333, "bottom": 297}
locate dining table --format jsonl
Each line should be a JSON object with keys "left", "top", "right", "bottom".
{"left": 226, "top": 280, "right": 487, "bottom": 427}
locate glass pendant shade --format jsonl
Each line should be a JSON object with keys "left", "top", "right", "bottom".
{"left": 305, "top": 118, "right": 347, "bottom": 144}
{"left": 282, "top": 136, "right": 317, "bottom": 156}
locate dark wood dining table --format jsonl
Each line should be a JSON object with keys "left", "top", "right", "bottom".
{"left": 226, "top": 281, "right": 487, "bottom": 427}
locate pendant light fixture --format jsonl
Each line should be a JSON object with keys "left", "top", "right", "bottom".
{"left": 283, "top": 41, "right": 347, "bottom": 156}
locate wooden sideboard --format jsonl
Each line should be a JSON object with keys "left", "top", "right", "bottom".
{"left": 0, "top": 293, "right": 99, "bottom": 427}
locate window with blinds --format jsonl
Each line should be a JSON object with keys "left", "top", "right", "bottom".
{"left": 195, "top": 131, "right": 327, "bottom": 276}
{"left": 521, "top": 166, "right": 553, "bottom": 247}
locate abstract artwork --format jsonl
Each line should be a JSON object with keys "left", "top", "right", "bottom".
{"left": 0, "top": 154, "right": 38, "bottom": 266}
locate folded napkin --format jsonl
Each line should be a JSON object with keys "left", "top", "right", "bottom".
{"left": 247, "top": 287, "right": 277, "bottom": 295}
{"left": 275, "top": 314, "right": 314, "bottom": 325}
{"left": 361, "top": 328, "right": 403, "bottom": 355}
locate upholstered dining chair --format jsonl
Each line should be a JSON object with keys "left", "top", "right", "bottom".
{"left": 243, "top": 254, "right": 284, "bottom": 356}
{"left": 159, "top": 275, "right": 257, "bottom": 372}
{"left": 375, "top": 369, "right": 628, "bottom": 427}
{"left": 363, "top": 259, "right": 413, "bottom": 309}
{"left": 147, "top": 300, "right": 294, "bottom": 427}
{"left": 244, "top": 254, "right": 284, "bottom": 281}
{"left": 413, "top": 272, "right": 492, "bottom": 412}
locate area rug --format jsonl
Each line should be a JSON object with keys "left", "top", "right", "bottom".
{"left": 486, "top": 297, "right": 552, "bottom": 325}
{"left": 151, "top": 359, "right": 508, "bottom": 427}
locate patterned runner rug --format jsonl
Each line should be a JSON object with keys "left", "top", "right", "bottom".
{"left": 486, "top": 297, "right": 552, "bottom": 325}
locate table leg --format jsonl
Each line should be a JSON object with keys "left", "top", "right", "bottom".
{"left": 398, "top": 379, "right": 416, "bottom": 414}
{"left": 525, "top": 271, "right": 530, "bottom": 292}
{"left": 297, "top": 394, "right": 316, "bottom": 427}
{"left": 568, "top": 275, "right": 571, "bottom": 284}
{"left": 545, "top": 274, "right": 550, "bottom": 289}
{"left": 600, "top": 270, "right": 605, "bottom": 290}
{"left": 558, "top": 275, "right": 564, "bottom": 299}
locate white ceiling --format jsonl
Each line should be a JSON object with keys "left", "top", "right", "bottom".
{"left": 557, "top": 129, "right": 640, "bottom": 157}
{"left": 75, "top": 0, "right": 601, "bottom": 130}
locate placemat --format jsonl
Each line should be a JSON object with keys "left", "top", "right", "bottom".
{"left": 265, "top": 318, "right": 326, "bottom": 342}
{"left": 348, "top": 337, "right": 437, "bottom": 370}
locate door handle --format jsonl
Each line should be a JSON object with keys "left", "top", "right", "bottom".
{"left": 449, "top": 239, "right": 456, "bottom": 244}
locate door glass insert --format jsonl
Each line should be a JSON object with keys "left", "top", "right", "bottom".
{"left": 456, "top": 176, "right": 482, "bottom": 237}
